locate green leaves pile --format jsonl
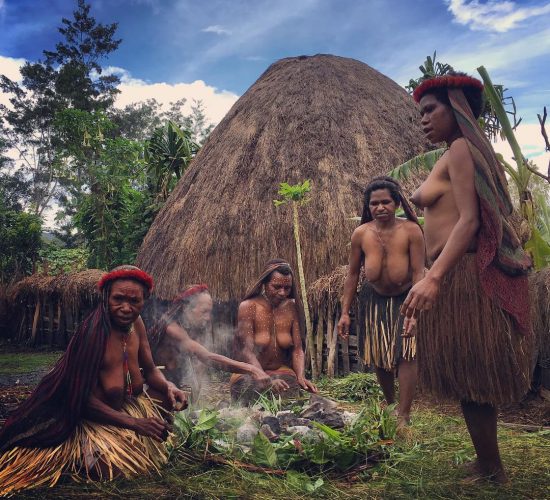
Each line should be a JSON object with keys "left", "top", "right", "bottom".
{"left": 172, "top": 397, "right": 396, "bottom": 474}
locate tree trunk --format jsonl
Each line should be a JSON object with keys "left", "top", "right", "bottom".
{"left": 292, "top": 202, "right": 318, "bottom": 379}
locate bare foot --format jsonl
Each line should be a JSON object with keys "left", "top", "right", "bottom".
{"left": 460, "top": 461, "right": 509, "bottom": 485}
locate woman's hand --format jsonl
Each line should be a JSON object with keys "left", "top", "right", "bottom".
{"left": 297, "top": 378, "right": 318, "bottom": 393}
{"left": 166, "top": 381, "right": 188, "bottom": 411}
{"left": 251, "top": 368, "right": 272, "bottom": 390}
{"left": 401, "top": 275, "right": 441, "bottom": 318}
{"left": 337, "top": 313, "right": 351, "bottom": 339}
{"left": 401, "top": 316, "right": 417, "bottom": 338}
{"left": 271, "top": 378, "right": 290, "bottom": 393}
{"left": 131, "top": 416, "right": 171, "bottom": 441}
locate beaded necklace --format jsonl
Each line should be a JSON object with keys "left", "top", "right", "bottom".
{"left": 122, "top": 326, "right": 134, "bottom": 396}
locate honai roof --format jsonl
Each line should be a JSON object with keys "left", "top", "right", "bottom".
{"left": 137, "top": 54, "right": 430, "bottom": 300}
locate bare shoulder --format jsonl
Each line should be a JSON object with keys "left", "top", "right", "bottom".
{"left": 448, "top": 138, "right": 473, "bottom": 162}
{"left": 351, "top": 224, "right": 365, "bottom": 238}
{"left": 238, "top": 298, "right": 257, "bottom": 315}
{"left": 134, "top": 315, "right": 146, "bottom": 337}
{"left": 352, "top": 222, "right": 372, "bottom": 240}
{"left": 166, "top": 321, "right": 186, "bottom": 341}
{"left": 283, "top": 298, "right": 298, "bottom": 311}
{"left": 402, "top": 219, "right": 422, "bottom": 236}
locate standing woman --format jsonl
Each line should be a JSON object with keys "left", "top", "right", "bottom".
{"left": 402, "top": 73, "right": 532, "bottom": 482}
{"left": 338, "top": 176, "right": 425, "bottom": 427}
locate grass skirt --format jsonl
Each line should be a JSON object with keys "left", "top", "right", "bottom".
{"left": 417, "top": 254, "right": 532, "bottom": 405}
{"left": 357, "top": 284, "right": 416, "bottom": 370}
{"left": 0, "top": 394, "right": 168, "bottom": 497}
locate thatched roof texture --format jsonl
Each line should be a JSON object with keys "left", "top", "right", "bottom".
{"left": 10, "top": 269, "right": 103, "bottom": 309}
{"left": 137, "top": 54, "right": 430, "bottom": 301}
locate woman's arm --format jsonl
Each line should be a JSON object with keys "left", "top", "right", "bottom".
{"left": 136, "top": 316, "right": 187, "bottom": 410}
{"left": 337, "top": 227, "right": 364, "bottom": 338}
{"left": 408, "top": 222, "right": 426, "bottom": 284}
{"left": 166, "top": 322, "right": 269, "bottom": 384}
{"left": 85, "top": 389, "right": 169, "bottom": 441}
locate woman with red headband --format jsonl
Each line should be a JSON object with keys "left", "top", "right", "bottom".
{"left": 0, "top": 265, "right": 187, "bottom": 495}
{"left": 402, "top": 73, "right": 532, "bottom": 482}
{"left": 150, "top": 284, "right": 271, "bottom": 402}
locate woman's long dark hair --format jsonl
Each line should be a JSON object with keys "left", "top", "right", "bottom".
{"left": 360, "top": 176, "right": 419, "bottom": 225}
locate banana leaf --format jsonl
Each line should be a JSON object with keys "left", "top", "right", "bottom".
{"left": 388, "top": 148, "right": 446, "bottom": 181}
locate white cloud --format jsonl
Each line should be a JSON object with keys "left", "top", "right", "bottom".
{"left": 447, "top": 0, "right": 550, "bottom": 32}
{"left": 90, "top": 66, "right": 239, "bottom": 126}
{"left": 202, "top": 25, "right": 232, "bottom": 36}
{"left": 0, "top": 54, "right": 25, "bottom": 81}
{"left": 0, "top": 55, "right": 25, "bottom": 108}
{"left": 441, "top": 27, "right": 550, "bottom": 77}
{"left": 114, "top": 76, "right": 239, "bottom": 125}
{"left": 494, "top": 123, "right": 550, "bottom": 174}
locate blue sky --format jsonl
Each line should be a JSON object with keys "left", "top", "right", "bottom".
{"left": 1, "top": 0, "right": 549, "bottom": 166}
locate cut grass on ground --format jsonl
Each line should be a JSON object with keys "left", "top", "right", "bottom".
{"left": 14, "top": 394, "right": 550, "bottom": 498}
{"left": 1, "top": 361, "right": 547, "bottom": 499}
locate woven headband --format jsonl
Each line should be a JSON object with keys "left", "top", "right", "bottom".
{"left": 413, "top": 75, "right": 483, "bottom": 103}
{"left": 173, "top": 284, "right": 209, "bottom": 303}
{"left": 98, "top": 268, "right": 154, "bottom": 292}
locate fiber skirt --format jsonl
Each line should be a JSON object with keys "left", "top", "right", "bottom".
{"left": 0, "top": 394, "right": 169, "bottom": 497}
{"left": 357, "top": 284, "right": 416, "bottom": 370}
{"left": 417, "top": 254, "right": 532, "bottom": 405}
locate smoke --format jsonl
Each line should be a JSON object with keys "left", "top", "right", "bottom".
{"left": 142, "top": 296, "right": 241, "bottom": 407}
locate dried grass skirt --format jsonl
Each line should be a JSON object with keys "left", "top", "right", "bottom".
{"left": 358, "top": 285, "right": 416, "bottom": 370}
{"left": 417, "top": 254, "right": 532, "bottom": 405}
{"left": 0, "top": 394, "right": 169, "bottom": 497}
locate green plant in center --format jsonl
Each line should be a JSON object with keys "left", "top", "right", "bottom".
{"left": 273, "top": 180, "right": 318, "bottom": 379}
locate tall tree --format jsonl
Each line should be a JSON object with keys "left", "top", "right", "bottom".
{"left": 0, "top": 0, "right": 121, "bottom": 215}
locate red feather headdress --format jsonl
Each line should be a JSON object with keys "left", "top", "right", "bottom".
{"left": 97, "top": 268, "right": 154, "bottom": 292}
{"left": 173, "top": 284, "right": 209, "bottom": 303}
{"left": 413, "top": 75, "right": 483, "bottom": 103}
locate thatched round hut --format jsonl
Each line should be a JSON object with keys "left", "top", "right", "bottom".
{"left": 7, "top": 270, "right": 103, "bottom": 346}
{"left": 137, "top": 54, "right": 430, "bottom": 301}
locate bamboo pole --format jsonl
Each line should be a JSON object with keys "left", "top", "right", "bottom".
{"left": 315, "top": 312, "right": 325, "bottom": 375}
{"left": 327, "top": 307, "right": 339, "bottom": 377}
{"left": 292, "top": 201, "right": 318, "bottom": 379}
{"left": 31, "top": 300, "right": 41, "bottom": 345}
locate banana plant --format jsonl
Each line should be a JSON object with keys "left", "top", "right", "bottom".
{"left": 388, "top": 148, "right": 446, "bottom": 181}
{"left": 477, "top": 66, "right": 550, "bottom": 269}
{"left": 274, "top": 180, "right": 317, "bottom": 379}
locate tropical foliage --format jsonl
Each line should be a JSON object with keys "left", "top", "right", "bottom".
{"left": 145, "top": 121, "right": 199, "bottom": 203}
{"left": 0, "top": 1, "right": 212, "bottom": 275}
{"left": 0, "top": 201, "right": 42, "bottom": 282}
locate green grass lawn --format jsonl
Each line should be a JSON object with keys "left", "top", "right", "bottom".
{"left": 0, "top": 351, "right": 63, "bottom": 375}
